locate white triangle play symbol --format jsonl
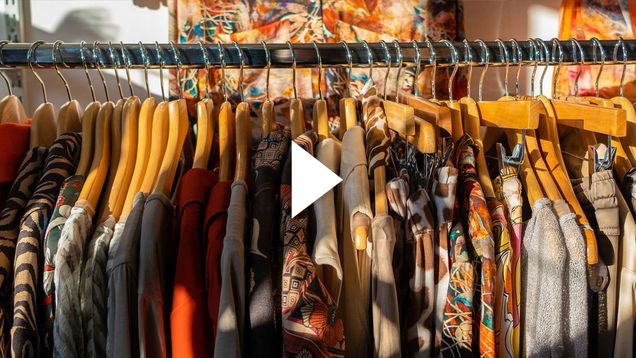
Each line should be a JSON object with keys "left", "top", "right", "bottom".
{"left": 291, "top": 141, "right": 342, "bottom": 218}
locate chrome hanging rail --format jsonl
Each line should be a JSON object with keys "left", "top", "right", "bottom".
{"left": 1, "top": 39, "right": 635, "bottom": 69}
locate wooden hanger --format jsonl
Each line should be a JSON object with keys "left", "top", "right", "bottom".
{"left": 152, "top": 43, "right": 190, "bottom": 196}
{"left": 97, "top": 97, "right": 125, "bottom": 220}
{"left": 260, "top": 41, "right": 275, "bottom": 138}
{"left": 338, "top": 41, "right": 357, "bottom": 138}
{"left": 609, "top": 37, "right": 636, "bottom": 166}
{"left": 192, "top": 42, "right": 216, "bottom": 169}
{"left": 109, "top": 95, "right": 142, "bottom": 219}
{"left": 435, "top": 40, "right": 464, "bottom": 141}
{"left": 139, "top": 101, "right": 169, "bottom": 194}
{"left": 287, "top": 42, "right": 305, "bottom": 139}
{"left": 78, "top": 101, "right": 113, "bottom": 211}
{"left": 123, "top": 97, "right": 157, "bottom": 214}
{"left": 0, "top": 41, "right": 27, "bottom": 124}
{"left": 28, "top": 42, "right": 57, "bottom": 148}
{"left": 311, "top": 42, "right": 330, "bottom": 142}
{"left": 235, "top": 101, "right": 251, "bottom": 182}
{"left": 76, "top": 101, "right": 101, "bottom": 176}
{"left": 217, "top": 43, "right": 235, "bottom": 182}
{"left": 52, "top": 41, "right": 81, "bottom": 135}
{"left": 387, "top": 40, "right": 436, "bottom": 153}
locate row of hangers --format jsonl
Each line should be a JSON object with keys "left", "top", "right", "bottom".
{"left": 0, "top": 38, "right": 633, "bottom": 267}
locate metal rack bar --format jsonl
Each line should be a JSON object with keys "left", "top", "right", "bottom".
{"left": 0, "top": 39, "right": 635, "bottom": 69}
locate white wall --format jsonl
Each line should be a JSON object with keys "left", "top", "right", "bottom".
{"left": 463, "top": 0, "right": 561, "bottom": 99}
{"left": 24, "top": 0, "right": 169, "bottom": 113}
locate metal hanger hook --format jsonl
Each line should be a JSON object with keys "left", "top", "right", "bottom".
{"left": 591, "top": 37, "right": 605, "bottom": 97}
{"left": 510, "top": 38, "right": 522, "bottom": 99}
{"left": 550, "top": 38, "right": 564, "bottom": 99}
{"left": 380, "top": 40, "right": 391, "bottom": 100}
{"left": 92, "top": 41, "right": 110, "bottom": 102}
{"left": 261, "top": 41, "right": 271, "bottom": 101}
{"left": 569, "top": 38, "right": 584, "bottom": 96}
{"left": 120, "top": 42, "right": 135, "bottom": 97}
{"left": 28, "top": 41, "right": 48, "bottom": 103}
{"left": 198, "top": 40, "right": 211, "bottom": 99}
{"left": 217, "top": 42, "right": 227, "bottom": 102}
{"left": 286, "top": 41, "right": 297, "bottom": 100}
{"left": 139, "top": 42, "right": 151, "bottom": 98}
{"left": 341, "top": 41, "right": 353, "bottom": 98}
{"left": 232, "top": 41, "right": 245, "bottom": 102}
{"left": 154, "top": 41, "right": 166, "bottom": 102}
{"left": 393, "top": 40, "right": 403, "bottom": 99}
{"left": 475, "top": 39, "right": 489, "bottom": 101}
{"left": 424, "top": 36, "right": 437, "bottom": 100}
{"left": 411, "top": 40, "right": 421, "bottom": 97}
{"left": 495, "top": 38, "right": 509, "bottom": 96}
{"left": 0, "top": 41, "right": 12, "bottom": 95}
{"left": 362, "top": 40, "right": 374, "bottom": 86}
{"left": 53, "top": 40, "right": 73, "bottom": 102}
{"left": 312, "top": 41, "right": 323, "bottom": 100}
{"left": 614, "top": 37, "right": 628, "bottom": 97}
{"left": 439, "top": 39, "right": 458, "bottom": 102}
{"left": 527, "top": 38, "right": 538, "bottom": 98}
{"left": 462, "top": 39, "right": 473, "bottom": 98}
{"left": 534, "top": 38, "right": 549, "bottom": 96}
{"left": 169, "top": 41, "right": 183, "bottom": 100}
{"left": 107, "top": 41, "right": 124, "bottom": 100}
{"left": 79, "top": 41, "right": 96, "bottom": 102}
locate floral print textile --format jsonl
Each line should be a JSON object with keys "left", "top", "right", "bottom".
{"left": 454, "top": 135, "right": 496, "bottom": 358}
{"left": 280, "top": 131, "right": 345, "bottom": 357}
{"left": 557, "top": 0, "right": 636, "bottom": 97}
{"left": 169, "top": 0, "right": 465, "bottom": 129}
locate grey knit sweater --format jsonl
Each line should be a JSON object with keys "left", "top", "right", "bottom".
{"left": 522, "top": 198, "right": 567, "bottom": 357}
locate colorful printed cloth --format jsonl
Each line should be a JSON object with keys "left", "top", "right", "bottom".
{"left": 169, "top": 0, "right": 466, "bottom": 129}
{"left": 441, "top": 221, "right": 473, "bottom": 357}
{"left": 280, "top": 131, "right": 345, "bottom": 357}
{"left": 431, "top": 165, "right": 458, "bottom": 356}
{"left": 486, "top": 197, "right": 514, "bottom": 358}
{"left": 493, "top": 167, "right": 523, "bottom": 358}
{"left": 41, "top": 175, "right": 84, "bottom": 356}
{"left": 362, "top": 84, "right": 391, "bottom": 175}
{"left": 454, "top": 134, "right": 495, "bottom": 358}
{"left": 557, "top": 0, "right": 636, "bottom": 98}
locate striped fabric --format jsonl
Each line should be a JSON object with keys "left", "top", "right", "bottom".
{"left": 82, "top": 216, "right": 116, "bottom": 358}
{"left": 11, "top": 133, "right": 80, "bottom": 358}
{"left": 0, "top": 147, "right": 48, "bottom": 357}
{"left": 361, "top": 86, "right": 391, "bottom": 176}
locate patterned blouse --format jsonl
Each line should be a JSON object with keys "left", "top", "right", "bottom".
{"left": 280, "top": 131, "right": 345, "bottom": 357}
{"left": 0, "top": 147, "right": 48, "bottom": 357}
{"left": 493, "top": 167, "right": 523, "bottom": 358}
{"left": 454, "top": 134, "right": 495, "bottom": 358}
{"left": 11, "top": 133, "right": 81, "bottom": 358}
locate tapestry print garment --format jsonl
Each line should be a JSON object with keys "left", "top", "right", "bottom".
{"left": 280, "top": 131, "right": 345, "bottom": 357}
{"left": 454, "top": 135, "right": 495, "bottom": 358}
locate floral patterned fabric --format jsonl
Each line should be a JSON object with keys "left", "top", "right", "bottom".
{"left": 441, "top": 221, "right": 473, "bottom": 357}
{"left": 169, "top": 0, "right": 465, "bottom": 129}
{"left": 557, "top": 0, "right": 636, "bottom": 97}
{"left": 454, "top": 135, "right": 495, "bottom": 358}
{"left": 280, "top": 131, "right": 345, "bottom": 357}
{"left": 493, "top": 167, "right": 522, "bottom": 358}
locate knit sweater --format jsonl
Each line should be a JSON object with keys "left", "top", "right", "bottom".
{"left": 554, "top": 199, "right": 589, "bottom": 358}
{"left": 522, "top": 198, "right": 566, "bottom": 357}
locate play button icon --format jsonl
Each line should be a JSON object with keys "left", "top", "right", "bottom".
{"left": 291, "top": 141, "right": 342, "bottom": 217}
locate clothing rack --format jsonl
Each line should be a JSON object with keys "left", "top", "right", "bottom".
{"left": 1, "top": 39, "right": 636, "bottom": 70}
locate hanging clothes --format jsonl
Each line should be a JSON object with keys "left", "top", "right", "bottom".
{"left": 247, "top": 129, "right": 290, "bottom": 358}
{"left": 171, "top": 168, "right": 217, "bottom": 358}
{"left": 281, "top": 131, "right": 345, "bottom": 357}
{"left": 0, "top": 146, "right": 47, "bottom": 357}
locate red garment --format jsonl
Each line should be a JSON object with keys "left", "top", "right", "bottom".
{"left": 204, "top": 180, "right": 232, "bottom": 347}
{"left": 0, "top": 123, "right": 30, "bottom": 210}
{"left": 170, "top": 168, "right": 217, "bottom": 358}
